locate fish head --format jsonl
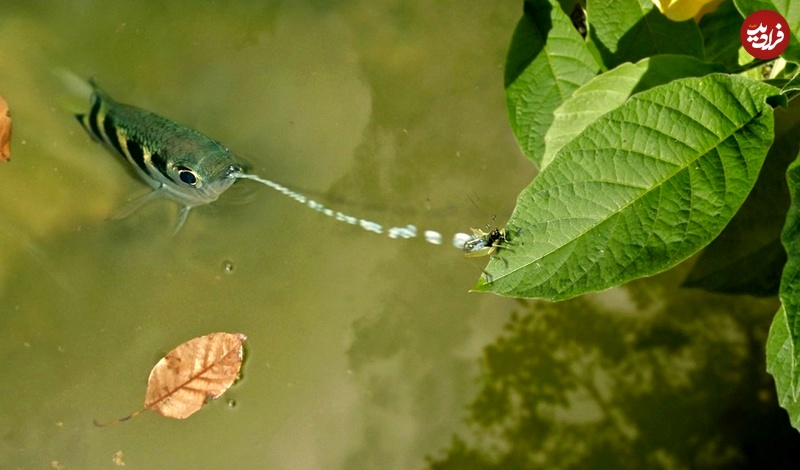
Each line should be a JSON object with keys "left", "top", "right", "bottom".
{"left": 164, "top": 145, "right": 243, "bottom": 205}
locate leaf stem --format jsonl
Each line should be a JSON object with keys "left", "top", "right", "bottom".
{"left": 727, "top": 58, "right": 769, "bottom": 75}
{"left": 93, "top": 407, "right": 146, "bottom": 427}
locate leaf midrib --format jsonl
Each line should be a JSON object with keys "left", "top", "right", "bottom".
{"left": 494, "top": 97, "right": 757, "bottom": 288}
{"left": 146, "top": 346, "right": 238, "bottom": 408}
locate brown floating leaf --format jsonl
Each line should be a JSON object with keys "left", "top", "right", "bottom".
{"left": 0, "top": 94, "right": 10, "bottom": 162}
{"left": 95, "top": 332, "right": 246, "bottom": 426}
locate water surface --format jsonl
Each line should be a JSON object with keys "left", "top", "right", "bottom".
{"left": 1, "top": 2, "right": 797, "bottom": 469}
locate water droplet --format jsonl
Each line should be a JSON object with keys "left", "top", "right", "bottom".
{"left": 388, "top": 225, "right": 417, "bottom": 239}
{"left": 227, "top": 399, "right": 237, "bottom": 408}
{"left": 424, "top": 230, "right": 443, "bottom": 245}
{"left": 223, "top": 260, "right": 235, "bottom": 274}
{"left": 452, "top": 232, "right": 473, "bottom": 249}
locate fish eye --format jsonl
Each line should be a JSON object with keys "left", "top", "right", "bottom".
{"left": 177, "top": 166, "right": 198, "bottom": 186}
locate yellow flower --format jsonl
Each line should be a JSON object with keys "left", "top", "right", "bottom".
{"left": 652, "top": 0, "right": 724, "bottom": 22}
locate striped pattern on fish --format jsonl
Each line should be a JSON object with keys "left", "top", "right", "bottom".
{"left": 74, "top": 80, "right": 242, "bottom": 232}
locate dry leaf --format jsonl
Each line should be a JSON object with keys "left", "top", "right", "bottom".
{"left": 95, "top": 332, "right": 246, "bottom": 426}
{"left": 0, "top": 94, "right": 10, "bottom": 162}
{"left": 146, "top": 332, "right": 246, "bottom": 419}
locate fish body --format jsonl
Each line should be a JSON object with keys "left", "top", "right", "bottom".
{"left": 73, "top": 79, "right": 242, "bottom": 231}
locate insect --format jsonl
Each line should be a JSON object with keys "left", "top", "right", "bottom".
{"left": 463, "top": 226, "right": 507, "bottom": 258}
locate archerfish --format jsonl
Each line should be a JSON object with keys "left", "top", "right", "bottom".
{"left": 72, "top": 79, "right": 244, "bottom": 232}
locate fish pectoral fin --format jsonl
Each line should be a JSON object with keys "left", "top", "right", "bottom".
{"left": 109, "top": 189, "right": 167, "bottom": 221}
{"left": 173, "top": 206, "right": 192, "bottom": 235}
{"left": 108, "top": 189, "right": 192, "bottom": 234}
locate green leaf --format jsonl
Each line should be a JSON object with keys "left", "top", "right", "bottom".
{"left": 778, "top": 150, "right": 800, "bottom": 398}
{"left": 505, "top": 0, "right": 599, "bottom": 168}
{"left": 683, "top": 105, "right": 800, "bottom": 296}
{"left": 588, "top": 0, "right": 705, "bottom": 69}
{"left": 542, "top": 55, "right": 725, "bottom": 169}
{"left": 699, "top": 0, "right": 745, "bottom": 69}
{"left": 476, "top": 74, "right": 778, "bottom": 300}
{"left": 784, "top": 73, "right": 800, "bottom": 93}
{"left": 735, "top": 0, "right": 800, "bottom": 63}
{"left": 767, "top": 306, "right": 800, "bottom": 430}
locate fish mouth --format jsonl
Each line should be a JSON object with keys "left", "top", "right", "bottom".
{"left": 223, "top": 164, "right": 244, "bottom": 180}
{"left": 195, "top": 164, "right": 243, "bottom": 200}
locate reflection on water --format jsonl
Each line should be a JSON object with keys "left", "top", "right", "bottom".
{"left": 428, "top": 272, "right": 800, "bottom": 468}
{"left": 0, "top": 1, "right": 798, "bottom": 469}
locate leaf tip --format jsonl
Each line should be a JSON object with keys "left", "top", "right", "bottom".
{"left": 470, "top": 277, "right": 492, "bottom": 293}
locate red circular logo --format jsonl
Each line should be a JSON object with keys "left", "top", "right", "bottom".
{"left": 741, "top": 10, "right": 790, "bottom": 60}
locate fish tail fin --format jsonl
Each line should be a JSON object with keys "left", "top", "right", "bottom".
{"left": 52, "top": 68, "right": 100, "bottom": 117}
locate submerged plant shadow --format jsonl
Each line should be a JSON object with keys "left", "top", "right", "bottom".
{"left": 428, "top": 273, "right": 800, "bottom": 469}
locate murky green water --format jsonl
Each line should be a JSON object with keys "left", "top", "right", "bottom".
{"left": 1, "top": 2, "right": 798, "bottom": 469}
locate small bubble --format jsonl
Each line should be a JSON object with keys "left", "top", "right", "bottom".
{"left": 222, "top": 260, "right": 235, "bottom": 274}
{"left": 227, "top": 399, "right": 237, "bottom": 408}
